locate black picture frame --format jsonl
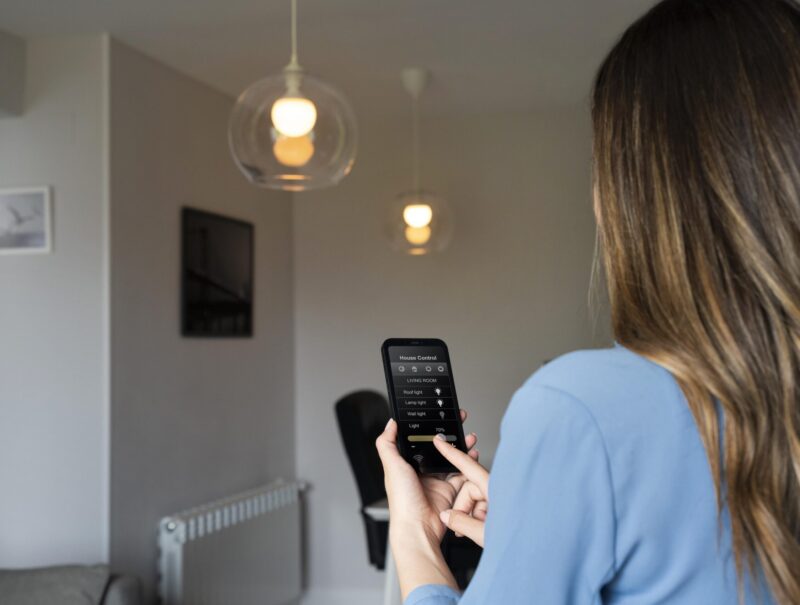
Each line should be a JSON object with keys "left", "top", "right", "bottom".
{"left": 181, "top": 207, "right": 254, "bottom": 337}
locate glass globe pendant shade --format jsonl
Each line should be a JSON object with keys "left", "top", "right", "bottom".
{"left": 229, "top": 72, "right": 357, "bottom": 191}
{"left": 386, "top": 190, "right": 453, "bottom": 255}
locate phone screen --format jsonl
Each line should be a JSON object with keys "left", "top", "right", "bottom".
{"left": 381, "top": 338, "right": 467, "bottom": 473}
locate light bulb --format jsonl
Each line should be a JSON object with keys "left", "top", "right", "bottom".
{"left": 402, "top": 204, "right": 433, "bottom": 228}
{"left": 386, "top": 191, "right": 452, "bottom": 254}
{"left": 271, "top": 96, "right": 317, "bottom": 137}
{"left": 273, "top": 135, "right": 315, "bottom": 167}
{"left": 405, "top": 225, "right": 432, "bottom": 246}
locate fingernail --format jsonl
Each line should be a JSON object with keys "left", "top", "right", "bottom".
{"left": 435, "top": 433, "right": 446, "bottom": 441}
{"left": 440, "top": 510, "right": 451, "bottom": 524}
{"left": 470, "top": 432, "right": 477, "bottom": 438}
{"left": 385, "top": 418, "right": 394, "bottom": 428}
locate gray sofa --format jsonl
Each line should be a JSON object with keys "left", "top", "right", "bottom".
{"left": 0, "top": 564, "right": 141, "bottom": 605}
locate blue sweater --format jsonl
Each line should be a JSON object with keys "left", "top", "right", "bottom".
{"left": 407, "top": 345, "right": 775, "bottom": 604}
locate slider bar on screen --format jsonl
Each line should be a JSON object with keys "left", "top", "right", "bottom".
{"left": 408, "top": 435, "right": 457, "bottom": 442}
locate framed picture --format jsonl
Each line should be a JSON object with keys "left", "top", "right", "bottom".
{"left": 0, "top": 187, "right": 52, "bottom": 254}
{"left": 181, "top": 207, "right": 254, "bottom": 337}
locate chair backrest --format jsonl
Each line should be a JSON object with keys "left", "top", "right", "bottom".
{"left": 335, "top": 390, "right": 391, "bottom": 508}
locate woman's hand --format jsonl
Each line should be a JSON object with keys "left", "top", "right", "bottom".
{"left": 375, "top": 411, "right": 479, "bottom": 543}
{"left": 432, "top": 433, "right": 490, "bottom": 547}
{"left": 375, "top": 411, "right": 479, "bottom": 598}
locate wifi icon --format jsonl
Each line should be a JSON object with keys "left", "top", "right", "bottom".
{"left": 412, "top": 454, "right": 424, "bottom": 464}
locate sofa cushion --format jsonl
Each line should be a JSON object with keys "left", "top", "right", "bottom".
{"left": 0, "top": 564, "right": 109, "bottom": 605}
{"left": 103, "top": 574, "right": 142, "bottom": 605}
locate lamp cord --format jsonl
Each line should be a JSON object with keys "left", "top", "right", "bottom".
{"left": 289, "top": 0, "right": 299, "bottom": 68}
{"left": 412, "top": 94, "right": 421, "bottom": 193}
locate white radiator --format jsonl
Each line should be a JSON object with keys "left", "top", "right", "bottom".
{"left": 158, "top": 480, "right": 305, "bottom": 605}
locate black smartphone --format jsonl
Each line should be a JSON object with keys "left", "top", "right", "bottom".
{"left": 381, "top": 338, "right": 468, "bottom": 473}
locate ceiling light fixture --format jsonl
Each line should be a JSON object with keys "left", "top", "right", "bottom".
{"left": 386, "top": 68, "right": 452, "bottom": 255}
{"left": 229, "top": 0, "right": 357, "bottom": 191}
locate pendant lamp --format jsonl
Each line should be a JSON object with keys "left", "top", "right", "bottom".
{"left": 386, "top": 68, "right": 452, "bottom": 255}
{"left": 229, "top": 0, "right": 357, "bottom": 191}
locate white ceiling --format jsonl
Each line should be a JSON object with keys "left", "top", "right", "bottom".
{"left": 0, "top": 0, "right": 654, "bottom": 117}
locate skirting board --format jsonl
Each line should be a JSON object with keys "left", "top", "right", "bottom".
{"left": 301, "top": 588, "right": 383, "bottom": 605}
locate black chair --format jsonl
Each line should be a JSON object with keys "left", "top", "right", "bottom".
{"left": 335, "top": 389, "right": 391, "bottom": 569}
{"left": 335, "top": 389, "right": 483, "bottom": 587}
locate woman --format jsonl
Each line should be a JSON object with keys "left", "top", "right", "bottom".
{"left": 376, "top": 0, "right": 800, "bottom": 603}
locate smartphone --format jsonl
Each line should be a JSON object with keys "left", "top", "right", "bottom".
{"left": 381, "top": 338, "right": 468, "bottom": 473}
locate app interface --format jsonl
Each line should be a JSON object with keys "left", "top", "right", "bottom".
{"left": 387, "top": 345, "right": 462, "bottom": 469}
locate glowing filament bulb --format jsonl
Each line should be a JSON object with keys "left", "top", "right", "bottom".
{"left": 273, "top": 135, "right": 315, "bottom": 167}
{"left": 271, "top": 96, "right": 317, "bottom": 137}
{"left": 405, "top": 225, "right": 432, "bottom": 245}
{"left": 402, "top": 204, "right": 433, "bottom": 228}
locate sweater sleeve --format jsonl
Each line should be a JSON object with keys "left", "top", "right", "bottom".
{"left": 404, "top": 384, "right": 617, "bottom": 605}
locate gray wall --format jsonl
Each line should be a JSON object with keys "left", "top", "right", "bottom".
{"left": 0, "top": 30, "right": 25, "bottom": 117}
{"left": 108, "top": 41, "right": 295, "bottom": 602}
{"left": 0, "top": 35, "right": 109, "bottom": 567}
{"left": 294, "top": 109, "right": 611, "bottom": 604}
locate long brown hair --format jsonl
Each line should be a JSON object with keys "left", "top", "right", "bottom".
{"left": 592, "top": 0, "right": 800, "bottom": 602}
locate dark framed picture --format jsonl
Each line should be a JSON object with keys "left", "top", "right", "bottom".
{"left": 181, "top": 207, "right": 254, "bottom": 337}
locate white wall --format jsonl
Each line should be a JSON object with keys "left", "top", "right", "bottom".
{"left": 294, "top": 108, "right": 611, "bottom": 604}
{"left": 107, "top": 41, "right": 296, "bottom": 602}
{"left": 0, "top": 35, "right": 109, "bottom": 566}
